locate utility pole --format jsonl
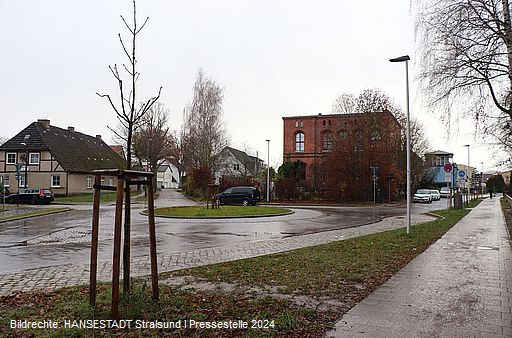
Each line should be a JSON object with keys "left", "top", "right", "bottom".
{"left": 266, "top": 140, "right": 270, "bottom": 202}
{"left": 370, "top": 166, "right": 378, "bottom": 204}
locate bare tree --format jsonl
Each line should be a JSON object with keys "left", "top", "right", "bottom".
{"left": 132, "top": 102, "right": 172, "bottom": 189}
{"left": 415, "top": 0, "right": 512, "bottom": 153}
{"left": 182, "top": 70, "right": 229, "bottom": 185}
{"left": 331, "top": 93, "right": 356, "bottom": 114}
{"left": 96, "top": 0, "right": 161, "bottom": 292}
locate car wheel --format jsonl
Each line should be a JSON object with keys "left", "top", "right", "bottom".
{"left": 242, "top": 199, "right": 249, "bottom": 206}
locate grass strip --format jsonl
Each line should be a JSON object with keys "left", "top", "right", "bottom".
{"left": 0, "top": 203, "right": 479, "bottom": 337}
{"left": 54, "top": 192, "right": 139, "bottom": 204}
{"left": 152, "top": 205, "right": 292, "bottom": 218}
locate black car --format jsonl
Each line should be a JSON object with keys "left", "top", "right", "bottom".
{"left": 218, "top": 186, "right": 260, "bottom": 206}
{"left": 5, "top": 188, "right": 54, "bottom": 205}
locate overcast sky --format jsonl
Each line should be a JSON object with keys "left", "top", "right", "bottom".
{"left": 0, "top": 0, "right": 504, "bottom": 172}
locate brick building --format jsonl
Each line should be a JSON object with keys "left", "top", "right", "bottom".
{"left": 282, "top": 111, "right": 402, "bottom": 200}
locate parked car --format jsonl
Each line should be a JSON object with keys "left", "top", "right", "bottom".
{"left": 413, "top": 189, "right": 432, "bottom": 203}
{"left": 5, "top": 188, "right": 54, "bottom": 205}
{"left": 218, "top": 186, "right": 260, "bottom": 206}
{"left": 440, "top": 187, "right": 450, "bottom": 198}
{"left": 429, "top": 189, "right": 441, "bottom": 201}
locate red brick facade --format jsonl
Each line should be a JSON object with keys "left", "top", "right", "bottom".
{"left": 282, "top": 111, "right": 402, "bottom": 194}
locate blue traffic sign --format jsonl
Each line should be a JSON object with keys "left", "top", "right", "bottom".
{"left": 458, "top": 170, "right": 466, "bottom": 177}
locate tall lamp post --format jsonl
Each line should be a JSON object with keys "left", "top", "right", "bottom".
{"left": 20, "top": 142, "right": 28, "bottom": 188}
{"left": 266, "top": 139, "right": 270, "bottom": 202}
{"left": 480, "top": 161, "right": 484, "bottom": 195}
{"left": 464, "top": 144, "right": 470, "bottom": 202}
{"left": 389, "top": 55, "right": 411, "bottom": 235}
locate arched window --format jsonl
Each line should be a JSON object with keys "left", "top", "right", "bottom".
{"left": 322, "top": 131, "right": 333, "bottom": 151}
{"left": 339, "top": 130, "right": 348, "bottom": 141}
{"left": 295, "top": 132, "right": 305, "bottom": 152}
{"left": 370, "top": 129, "right": 381, "bottom": 141}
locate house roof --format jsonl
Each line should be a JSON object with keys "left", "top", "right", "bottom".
{"left": 223, "top": 146, "right": 263, "bottom": 175}
{"left": 426, "top": 150, "right": 453, "bottom": 156}
{"left": 109, "top": 145, "right": 125, "bottom": 160}
{"left": 0, "top": 120, "right": 126, "bottom": 173}
{"left": 157, "top": 165, "right": 170, "bottom": 172}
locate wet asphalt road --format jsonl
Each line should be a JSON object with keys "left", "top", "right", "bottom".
{"left": 0, "top": 199, "right": 448, "bottom": 273}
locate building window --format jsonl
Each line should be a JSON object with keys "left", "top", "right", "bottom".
{"left": 295, "top": 121, "right": 299, "bottom": 128}
{"left": 6, "top": 153, "right": 16, "bottom": 164}
{"left": 51, "top": 175, "right": 61, "bottom": 187}
{"left": 233, "top": 164, "right": 240, "bottom": 171}
{"left": 339, "top": 130, "right": 348, "bottom": 140}
{"left": 29, "top": 153, "right": 40, "bottom": 165}
{"left": 370, "top": 129, "right": 381, "bottom": 141}
{"left": 19, "top": 175, "right": 26, "bottom": 187}
{"left": 86, "top": 176, "right": 92, "bottom": 189}
{"left": 295, "top": 132, "right": 305, "bottom": 152}
{"left": 322, "top": 132, "right": 333, "bottom": 151}
{"left": 355, "top": 131, "right": 363, "bottom": 151}
{"left": 1, "top": 175, "right": 9, "bottom": 187}
{"left": 108, "top": 177, "right": 114, "bottom": 186}
{"left": 300, "top": 121, "right": 303, "bottom": 128}
{"left": 323, "top": 120, "right": 326, "bottom": 126}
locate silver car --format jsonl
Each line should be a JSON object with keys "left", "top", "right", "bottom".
{"left": 430, "top": 189, "right": 441, "bottom": 201}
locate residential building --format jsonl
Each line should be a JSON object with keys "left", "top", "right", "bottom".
{"left": 424, "top": 150, "right": 454, "bottom": 186}
{"left": 282, "top": 111, "right": 402, "bottom": 199}
{"left": 216, "top": 146, "right": 265, "bottom": 180}
{"left": 156, "top": 161, "right": 180, "bottom": 189}
{"left": 0, "top": 119, "right": 126, "bottom": 195}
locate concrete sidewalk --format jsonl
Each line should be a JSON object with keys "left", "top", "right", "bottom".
{"left": 329, "top": 197, "right": 512, "bottom": 337}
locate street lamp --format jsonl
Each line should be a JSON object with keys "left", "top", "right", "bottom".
{"left": 20, "top": 142, "right": 28, "bottom": 188}
{"left": 464, "top": 144, "right": 470, "bottom": 202}
{"left": 389, "top": 55, "right": 411, "bottom": 235}
{"left": 266, "top": 139, "right": 270, "bottom": 202}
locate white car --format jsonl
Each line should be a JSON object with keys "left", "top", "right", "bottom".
{"left": 413, "top": 189, "right": 432, "bottom": 203}
{"left": 430, "top": 189, "right": 441, "bottom": 201}
{"left": 440, "top": 187, "right": 450, "bottom": 198}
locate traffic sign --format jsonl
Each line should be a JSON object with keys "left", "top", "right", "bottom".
{"left": 445, "top": 173, "right": 452, "bottom": 182}
{"left": 458, "top": 170, "right": 466, "bottom": 178}
{"left": 443, "top": 163, "right": 453, "bottom": 172}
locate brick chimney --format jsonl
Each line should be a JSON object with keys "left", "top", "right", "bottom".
{"left": 67, "top": 126, "right": 75, "bottom": 132}
{"left": 37, "top": 119, "right": 50, "bottom": 130}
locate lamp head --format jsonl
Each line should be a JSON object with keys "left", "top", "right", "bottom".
{"left": 389, "top": 55, "right": 410, "bottom": 62}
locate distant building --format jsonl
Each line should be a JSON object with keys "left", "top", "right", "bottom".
{"left": 0, "top": 119, "right": 126, "bottom": 195}
{"left": 216, "top": 146, "right": 265, "bottom": 180}
{"left": 424, "top": 150, "right": 476, "bottom": 188}
{"left": 156, "top": 161, "right": 180, "bottom": 189}
{"left": 282, "top": 111, "right": 401, "bottom": 195}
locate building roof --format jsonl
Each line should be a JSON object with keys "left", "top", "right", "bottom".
{"left": 426, "top": 150, "right": 454, "bottom": 156}
{"left": 157, "top": 164, "right": 170, "bottom": 172}
{"left": 282, "top": 110, "right": 395, "bottom": 120}
{"left": 0, "top": 120, "right": 126, "bottom": 173}
{"left": 109, "top": 145, "right": 125, "bottom": 160}
{"left": 223, "top": 146, "right": 263, "bottom": 175}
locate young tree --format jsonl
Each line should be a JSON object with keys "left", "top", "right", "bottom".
{"left": 132, "top": 102, "right": 172, "bottom": 189}
{"left": 415, "top": 0, "right": 512, "bottom": 154}
{"left": 182, "top": 70, "right": 228, "bottom": 191}
{"left": 96, "top": 0, "right": 161, "bottom": 292}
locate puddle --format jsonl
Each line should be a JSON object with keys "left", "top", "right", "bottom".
{"left": 476, "top": 246, "right": 499, "bottom": 251}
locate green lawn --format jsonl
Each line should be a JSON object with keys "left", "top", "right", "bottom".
{"left": 0, "top": 202, "right": 480, "bottom": 337}
{"left": 151, "top": 205, "right": 292, "bottom": 218}
{"left": 54, "top": 192, "right": 139, "bottom": 204}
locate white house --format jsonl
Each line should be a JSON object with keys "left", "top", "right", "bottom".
{"left": 156, "top": 161, "right": 180, "bottom": 189}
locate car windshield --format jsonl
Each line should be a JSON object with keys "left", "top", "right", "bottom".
{"left": 417, "top": 189, "right": 430, "bottom": 194}
{"left": 441, "top": 187, "right": 449, "bottom": 192}
{"left": 430, "top": 190, "right": 439, "bottom": 193}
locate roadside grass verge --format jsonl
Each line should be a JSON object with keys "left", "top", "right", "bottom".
{"left": 0, "top": 207, "right": 71, "bottom": 222}
{"left": 54, "top": 192, "right": 139, "bottom": 204}
{"left": 0, "top": 203, "right": 479, "bottom": 337}
{"left": 151, "top": 205, "right": 292, "bottom": 218}
{"left": 500, "top": 196, "right": 512, "bottom": 239}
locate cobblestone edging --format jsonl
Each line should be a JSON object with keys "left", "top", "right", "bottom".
{"left": 0, "top": 214, "right": 434, "bottom": 296}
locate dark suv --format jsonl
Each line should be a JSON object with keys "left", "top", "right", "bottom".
{"left": 218, "top": 186, "right": 260, "bottom": 206}
{"left": 6, "top": 188, "right": 54, "bottom": 205}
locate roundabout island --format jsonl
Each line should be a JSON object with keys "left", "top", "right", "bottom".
{"left": 147, "top": 205, "right": 293, "bottom": 219}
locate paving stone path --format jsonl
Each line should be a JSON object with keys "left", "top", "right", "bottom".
{"left": 0, "top": 213, "right": 433, "bottom": 296}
